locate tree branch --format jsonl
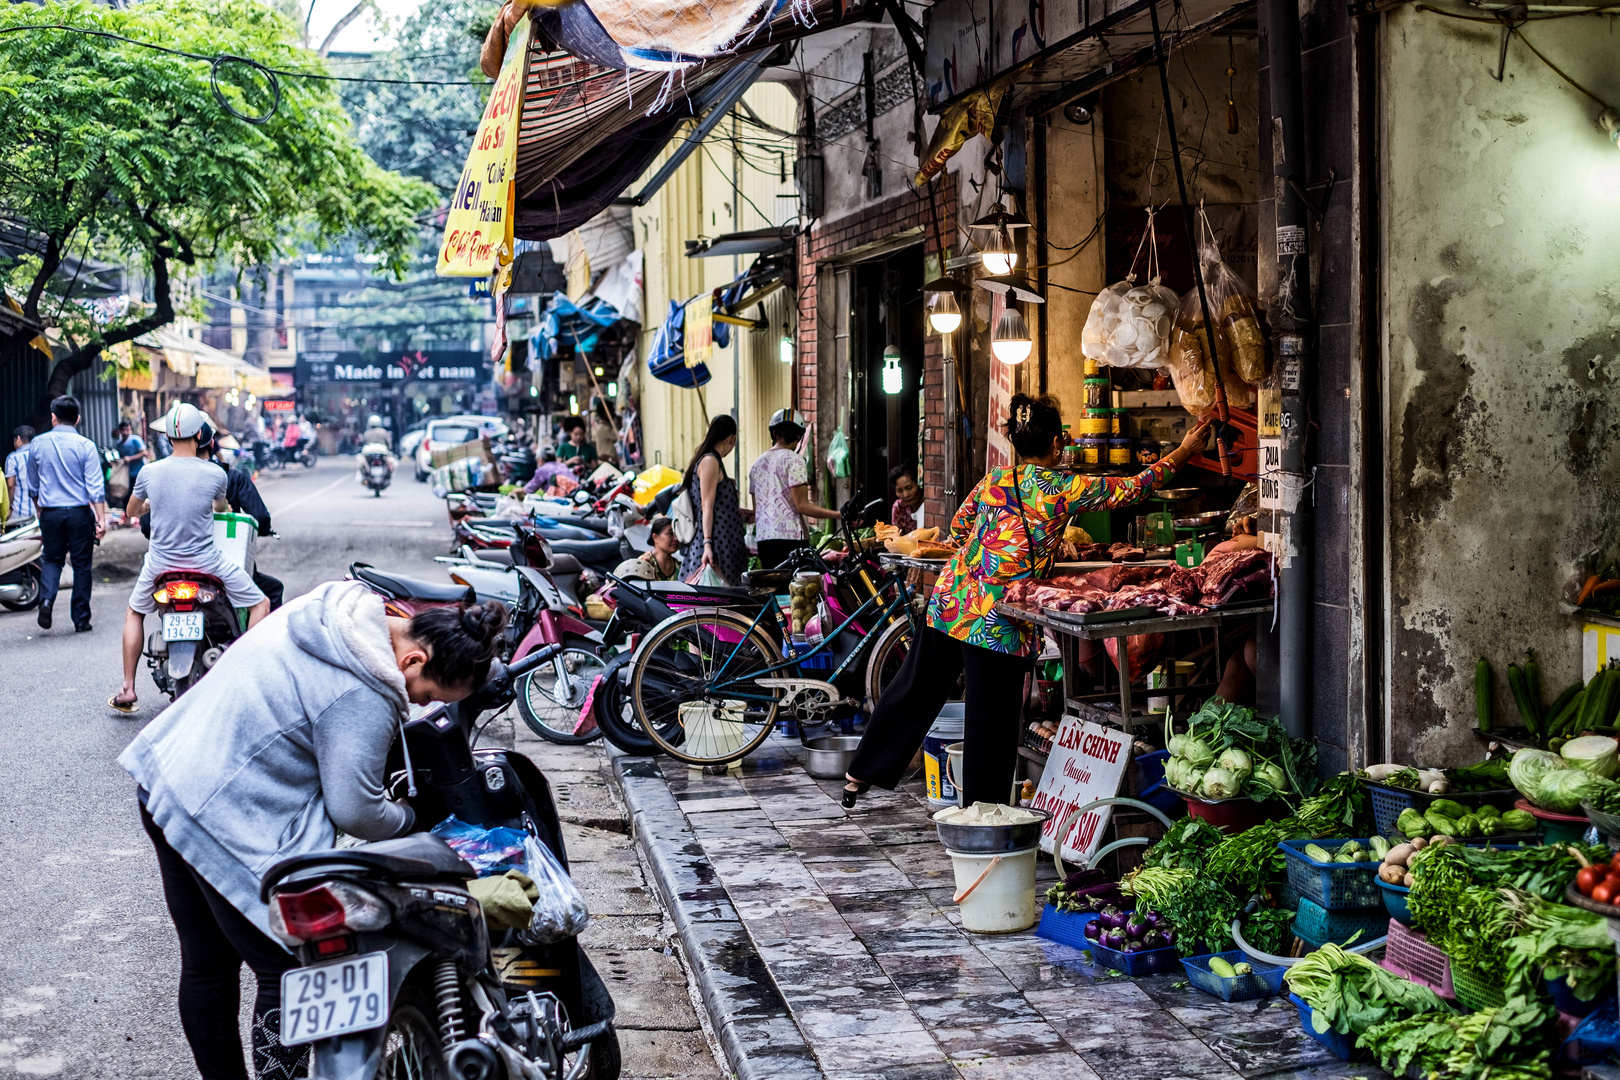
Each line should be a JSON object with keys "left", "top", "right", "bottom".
{"left": 318, "top": 0, "right": 371, "bottom": 56}
{"left": 42, "top": 246, "right": 175, "bottom": 404}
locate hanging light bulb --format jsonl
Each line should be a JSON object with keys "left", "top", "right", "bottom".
{"left": 779, "top": 334, "right": 794, "bottom": 364}
{"left": 980, "top": 227, "right": 1018, "bottom": 276}
{"left": 927, "top": 291, "right": 961, "bottom": 334}
{"left": 992, "top": 308, "right": 1032, "bottom": 365}
{"left": 881, "top": 344, "right": 903, "bottom": 394}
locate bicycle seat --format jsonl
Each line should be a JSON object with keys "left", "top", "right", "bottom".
{"left": 351, "top": 563, "right": 476, "bottom": 604}
{"left": 260, "top": 833, "right": 474, "bottom": 899}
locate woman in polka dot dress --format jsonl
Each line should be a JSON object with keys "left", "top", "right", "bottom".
{"left": 677, "top": 415, "right": 748, "bottom": 586}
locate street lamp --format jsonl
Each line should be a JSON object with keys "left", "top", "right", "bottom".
{"left": 881, "top": 343, "right": 903, "bottom": 394}
{"left": 980, "top": 227, "right": 1018, "bottom": 275}
{"left": 927, "top": 291, "right": 961, "bottom": 334}
{"left": 992, "top": 308, "right": 1032, "bottom": 365}
{"left": 779, "top": 334, "right": 794, "bottom": 364}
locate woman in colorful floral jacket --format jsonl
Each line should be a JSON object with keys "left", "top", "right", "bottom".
{"left": 843, "top": 394, "right": 1210, "bottom": 808}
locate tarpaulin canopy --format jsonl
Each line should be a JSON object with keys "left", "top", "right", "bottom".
{"left": 646, "top": 299, "right": 710, "bottom": 389}
{"left": 532, "top": 291, "right": 624, "bottom": 363}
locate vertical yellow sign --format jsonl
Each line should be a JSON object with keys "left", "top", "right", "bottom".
{"left": 685, "top": 295, "right": 713, "bottom": 369}
{"left": 436, "top": 17, "right": 531, "bottom": 278}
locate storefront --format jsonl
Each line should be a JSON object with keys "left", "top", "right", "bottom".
{"left": 294, "top": 349, "right": 494, "bottom": 451}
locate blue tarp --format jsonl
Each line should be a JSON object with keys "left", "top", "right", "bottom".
{"left": 531, "top": 292, "right": 622, "bottom": 367}
{"left": 646, "top": 299, "right": 711, "bottom": 389}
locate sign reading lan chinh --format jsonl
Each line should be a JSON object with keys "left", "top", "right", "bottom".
{"left": 1030, "top": 716, "right": 1131, "bottom": 866}
{"left": 436, "top": 17, "right": 531, "bottom": 278}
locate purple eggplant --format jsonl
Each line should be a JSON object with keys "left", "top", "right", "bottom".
{"left": 1141, "top": 929, "right": 1166, "bottom": 949}
{"left": 1143, "top": 910, "right": 1168, "bottom": 930}
{"left": 1121, "top": 940, "right": 1143, "bottom": 954}
{"left": 1101, "top": 929, "right": 1126, "bottom": 950}
{"left": 1099, "top": 906, "right": 1126, "bottom": 931}
{"left": 1125, "top": 914, "right": 1150, "bottom": 941}
{"left": 1161, "top": 927, "right": 1177, "bottom": 945}
{"left": 1083, "top": 919, "right": 1102, "bottom": 941}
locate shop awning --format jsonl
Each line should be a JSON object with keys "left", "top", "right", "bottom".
{"left": 684, "top": 228, "right": 795, "bottom": 259}
{"left": 136, "top": 326, "right": 274, "bottom": 393}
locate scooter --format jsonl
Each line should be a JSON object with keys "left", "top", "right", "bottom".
{"left": 0, "top": 517, "right": 43, "bottom": 611}
{"left": 264, "top": 573, "right": 618, "bottom": 1080}
{"left": 361, "top": 448, "right": 393, "bottom": 497}
{"left": 143, "top": 569, "right": 245, "bottom": 699}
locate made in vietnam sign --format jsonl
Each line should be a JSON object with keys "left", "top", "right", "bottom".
{"left": 436, "top": 17, "right": 531, "bottom": 278}
{"left": 296, "top": 350, "right": 492, "bottom": 386}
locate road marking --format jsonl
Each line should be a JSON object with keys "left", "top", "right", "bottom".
{"left": 266, "top": 475, "right": 349, "bottom": 517}
{"left": 346, "top": 521, "right": 438, "bottom": 528}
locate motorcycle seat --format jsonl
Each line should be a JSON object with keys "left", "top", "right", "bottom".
{"left": 547, "top": 538, "right": 622, "bottom": 563}
{"left": 467, "top": 517, "right": 522, "bottom": 531}
{"left": 470, "top": 548, "right": 513, "bottom": 567}
{"left": 261, "top": 833, "right": 474, "bottom": 900}
{"left": 547, "top": 553, "right": 583, "bottom": 575}
{"left": 740, "top": 567, "right": 794, "bottom": 590}
{"left": 352, "top": 563, "right": 475, "bottom": 604}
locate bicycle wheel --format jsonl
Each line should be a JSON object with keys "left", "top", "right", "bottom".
{"left": 863, "top": 617, "right": 914, "bottom": 711}
{"left": 517, "top": 647, "right": 608, "bottom": 744}
{"left": 630, "top": 609, "right": 783, "bottom": 766}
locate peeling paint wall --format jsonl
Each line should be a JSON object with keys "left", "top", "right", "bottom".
{"left": 1383, "top": 9, "right": 1620, "bottom": 761}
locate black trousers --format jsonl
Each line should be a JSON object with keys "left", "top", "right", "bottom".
{"left": 252, "top": 569, "right": 284, "bottom": 611}
{"left": 850, "top": 626, "right": 1034, "bottom": 805}
{"left": 756, "top": 538, "right": 804, "bottom": 569}
{"left": 38, "top": 505, "right": 95, "bottom": 627}
{"left": 140, "top": 803, "right": 307, "bottom": 1080}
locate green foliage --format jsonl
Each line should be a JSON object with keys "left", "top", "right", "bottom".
{"left": 0, "top": 0, "right": 436, "bottom": 362}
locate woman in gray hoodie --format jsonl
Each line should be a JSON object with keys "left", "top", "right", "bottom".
{"left": 119, "top": 579, "right": 507, "bottom": 1080}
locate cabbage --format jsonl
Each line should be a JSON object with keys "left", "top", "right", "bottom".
{"left": 1254, "top": 760, "right": 1288, "bottom": 793}
{"left": 1533, "top": 769, "right": 1616, "bottom": 813}
{"left": 1182, "top": 738, "right": 1216, "bottom": 770}
{"left": 1217, "top": 747, "right": 1253, "bottom": 778}
{"left": 1509, "top": 748, "right": 1567, "bottom": 801}
{"left": 1562, "top": 736, "right": 1620, "bottom": 779}
{"left": 1201, "top": 766, "right": 1241, "bottom": 799}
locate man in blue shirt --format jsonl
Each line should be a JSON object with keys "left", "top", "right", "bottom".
{"left": 116, "top": 419, "right": 147, "bottom": 491}
{"left": 25, "top": 395, "right": 107, "bottom": 632}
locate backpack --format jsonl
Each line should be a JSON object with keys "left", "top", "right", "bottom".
{"left": 670, "top": 485, "right": 698, "bottom": 544}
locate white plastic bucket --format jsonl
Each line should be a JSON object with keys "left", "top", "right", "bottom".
{"left": 945, "top": 845, "right": 1039, "bottom": 933}
{"left": 923, "top": 702, "right": 966, "bottom": 809}
{"left": 212, "top": 512, "right": 257, "bottom": 576}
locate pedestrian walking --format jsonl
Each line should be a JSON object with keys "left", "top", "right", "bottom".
{"left": 748, "top": 408, "right": 840, "bottom": 569}
{"left": 842, "top": 395, "right": 1212, "bottom": 808}
{"left": 116, "top": 418, "right": 148, "bottom": 486}
{"left": 117, "top": 582, "right": 508, "bottom": 1080}
{"left": 677, "top": 415, "right": 748, "bottom": 586}
{"left": 24, "top": 396, "right": 107, "bottom": 632}
{"left": 5, "top": 425, "right": 35, "bottom": 525}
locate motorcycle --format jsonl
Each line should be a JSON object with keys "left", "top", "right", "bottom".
{"left": 273, "top": 437, "right": 318, "bottom": 470}
{"left": 0, "top": 517, "right": 43, "bottom": 611}
{"left": 361, "top": 448, "right": 393, "bottom": 497}
{"left": 264, "top": 570, "right": 619, "bottom": 1080}
{"left": 143, "top": 569, "right": 245, "bottom": 699}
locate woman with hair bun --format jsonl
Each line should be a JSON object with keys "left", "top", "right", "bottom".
{"left": 843, "top": 394, "right": 1210, "bottom": 809}
{"left": 119, "top": 580, "right": 508, "bottom": 1079}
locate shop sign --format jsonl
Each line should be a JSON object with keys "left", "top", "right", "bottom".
{"left": 436, "top": 17, "right": 530, "bottom": 278}
{"left": 685, "top": 296, "right": 713, "bottom": 370}
{"left": 263, "top": 399, "right": 296, "bottom": 413}
{"left": 1030, "top": 715, "right": 1132, "bottom": 865}
{"left": 1258, "top": 389, "right": 1282, "bottom": 509}
{"left": 295, "top": 350, "right": 492, "bottom": 387}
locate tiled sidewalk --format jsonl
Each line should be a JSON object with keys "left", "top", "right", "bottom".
{"left": 614, "top": 736, "right": 1392, "bottom": 1080}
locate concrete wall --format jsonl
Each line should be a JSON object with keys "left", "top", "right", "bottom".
{"left": 1383, "top": 9, "right": 1620, "bottom": 761}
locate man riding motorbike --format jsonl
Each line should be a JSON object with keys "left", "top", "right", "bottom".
{"left": 118, "top": 580, "right": 508, "bottom": 1080}
{"left": 356, "top": 414, "right": 396, "bottom": 494}
{"left": 199, "top": 426, "right": 285, "bottom": 611}
{"left": 110, "top": 403, "right": 270, "bottom": 713}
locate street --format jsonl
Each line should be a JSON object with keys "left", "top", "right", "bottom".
{"left": 0, "top": 459, "right": 722, "bottom": 1080}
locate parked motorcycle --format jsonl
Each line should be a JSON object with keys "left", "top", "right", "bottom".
{"left": 361, "top": 448, "right": 393, "bottom": 497}
{"left": 143, "top": 569, "right": 246, "bottom": 699}
{"left": 263, "top": 575, "right": 618, "bottom": 1080}
{"left": 271, "top": 437, "right": 317, "bottom": 470}
{"left": 0, "top": 517, "right": 43, "bottom": 611}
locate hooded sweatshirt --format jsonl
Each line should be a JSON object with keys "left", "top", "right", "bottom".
{"left": 120, "top": 580, "right": 416, "bottom": 937}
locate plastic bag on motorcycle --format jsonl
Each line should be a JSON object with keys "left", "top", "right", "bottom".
{"left": 517, "top": 835, "right": 591, "bottom": 944}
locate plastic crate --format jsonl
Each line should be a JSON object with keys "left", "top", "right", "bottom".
{"left": 1089, "top": 939, "right": 1183, "bottom": 976}
{"left": 1452, "top": 964, "right": 1507, "bottom": 1012}
{"left": 1278, "top": 840, "right": 1382, "bottom": 910}
{"left": 1035, "top": 906, "right": 1099, "bottom": 950}
{"left": 1292, "top": 896, "right": 1388, "bottom": 948}
{"left": 1564, "top": 997, "right": 1620, "bottom": 1065}
{"left": 1548, "top": 975, "right": 1613, "bottom": 1020}
{"left": 1277, "top": 882, "right": 1302, "bottom": 911}
{"left": 1381, "top": 919, "right": 1455, "bottom": 999}
{"left": 1181, "top": 951, "right": 1288, "bottom": 1002}
{"left": 1290, "top": 993, "right": 1366, "bottom": 1062}
{"left": 1377, "top": 879, "right": 1413, "bottom": 925}
{"left": 1363, "top": 779, "right": 1519, "bottom": 837}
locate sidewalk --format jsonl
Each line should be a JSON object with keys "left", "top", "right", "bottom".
{"left": 609, "top": 735, "right": 1390, "bottom": 1080}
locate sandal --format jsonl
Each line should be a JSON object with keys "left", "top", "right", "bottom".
{"left": 841, "top": 776, "right": 870, "bottom": 810}
{"left": 108, "top": 694, "right": 137, "bottom": 714}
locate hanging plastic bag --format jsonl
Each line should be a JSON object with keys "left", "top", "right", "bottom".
{"left": 430, "top": 815, "right": 528, "bottom": 876}
{"left": 517, "top": 835, "right": 591, "bottom": 944}
{"left": 826, "top": 428, "right": 851, "bottom": 479}
{"left": 1080, "top": 209, "right": 1180, "bottom": 369}
{"left": 688, "top": 564, "right": 727, "bottom": 588}
{"left": 1167, "top": 213, "right": 1266, "bottom": 414}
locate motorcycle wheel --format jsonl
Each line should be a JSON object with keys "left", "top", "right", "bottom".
{"left": 0, "top": 564, "right": 42, "bottom": 611}
{"left": 517, "top": 647, "right": 608, "bottom": 745}
{"left": 378, "top": 998, "right": 448, "bottom": 1080}
{"left": 593, "top": 652, "right": 681, "bottom": 756}
{"left": 373, "top": 486, "right": 382, "bottom": 497}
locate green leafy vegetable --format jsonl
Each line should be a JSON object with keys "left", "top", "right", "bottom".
{"left": 1284, "top": 944, "right": 1457, "bottom": 1036}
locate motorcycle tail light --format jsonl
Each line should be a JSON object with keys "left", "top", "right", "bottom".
{"left": 168, "top": 581, "right": 200, "bottom": 601}
{"left": 269, "top": 881, "right": 390, "bottom": 945}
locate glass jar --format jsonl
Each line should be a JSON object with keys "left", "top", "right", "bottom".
{"left": 788, "top": 572, "right": 823, "bottom": 636}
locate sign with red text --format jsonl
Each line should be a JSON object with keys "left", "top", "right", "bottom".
{"left": 437, "top": 17, "right": 530, "bottom": 278}
{"left": 1030, "top": 715, "right": 1131, "bottom": 865}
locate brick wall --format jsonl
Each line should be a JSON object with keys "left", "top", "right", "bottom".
{"left": 795, "top": 183, "right": 958, "bottom": 525}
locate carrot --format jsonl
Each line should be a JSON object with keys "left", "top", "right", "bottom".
{"left": 1594, "top": 581, "right": 1620, "bottom": 595}
{"left": 1579, "top": 574, "right": 1603, "bottom": 607}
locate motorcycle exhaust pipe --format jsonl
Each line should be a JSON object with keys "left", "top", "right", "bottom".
{"left": 445, "top": 1039, "right": 502, "bottom": 1080}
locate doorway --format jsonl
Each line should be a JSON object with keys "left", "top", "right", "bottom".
{"left": 850, "top": 245, "right": 923, "bottom": 514}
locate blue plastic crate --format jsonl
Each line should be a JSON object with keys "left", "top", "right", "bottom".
{"left": 1291, "top": 993, "right": 1366, "bottom": 1062}
{"left": 1564, "top": 996, "right": 1620, "bottom": 1065}
{"left": 1369, "top": 785, "right": 1421, "bottom": 837}
{"left": 1181, "top": 951, "right": 1288, "bottom": 1002}
{"left": 1364, "top": 779, "right": 1523, "bottom": 837}
{"left": 1292, "top": 895, "right": 1388, "bottom": 947}
{"left": 1036, "top": 906, "right": 1100, "bottom": 950}
{"left": 1548, "top": 975, "right": 1612, "bottom": 1019}
{"left": 1090, "top": 938, "right": 1183, "bottom": 976}
{"left": 1278, "top": 840, "right": 1382, "bottom": 910}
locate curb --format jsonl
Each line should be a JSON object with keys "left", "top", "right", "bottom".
{"left": 602, "top": 746, "right": 822, "bottom": 1080}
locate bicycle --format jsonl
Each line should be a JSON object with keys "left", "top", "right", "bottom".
{"left": 625, "top": 495, "right": 924, "bottom": 766}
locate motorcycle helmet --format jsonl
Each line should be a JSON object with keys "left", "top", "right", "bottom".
{"left": 156, "top": 402, "right": 209, "bottom": 441}
{"left": 367, "top": 414, "right": 385, "bottom": 429}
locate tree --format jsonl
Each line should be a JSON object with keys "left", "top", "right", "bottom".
{"left": 0, "top": 0, "right": 439, "bottom": 405}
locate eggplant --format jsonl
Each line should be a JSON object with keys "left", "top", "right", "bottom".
{"left": 1161, "top": 927, "right": 1177, "bottom": 945}
{"left": 1083, "top": 920, "right": 1102, "bottom": 941}
{"left": 1140, "top": 929, "right": 1166, "bottom": 949}
{"left": 1099, "top": 906, "right": 1127, "bottom": 931}
{"left": 1143, "top": 910, "right": 1168, "bottom": 930}
{"left": 1125, "top": 914, "right": 1150, "bottom": 941}
{"left": 1101, "top": 929, "right": 1125, "bottom": 950}
{"left": 1121, "top": 940, "right": 1143, "bottom": 954}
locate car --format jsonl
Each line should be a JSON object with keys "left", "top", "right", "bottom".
{"left": 414, "top": 419, "right": 484, "bottom": 481}
{"left": 399, "top": 423, "right": 429, "bottom": 469}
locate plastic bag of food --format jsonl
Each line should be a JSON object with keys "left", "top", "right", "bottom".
{"left": 517, "top": 835, "right": 591, "bottom": 944}
{"left": 1080, "top": 210, "right": 1180, "bottom": 369}
{"left": 1167, "top": 217, "right": 1267, "bottom": 414}
{"left": 431, "top": 815, "right": 528, "bottom": 876}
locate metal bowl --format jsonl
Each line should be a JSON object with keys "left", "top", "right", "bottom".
{"left": 803, "top": 735, "right": 862, "bottom": 779}
{"left": 1582, "top": 800, "right": 1620, "bottom": 841}
{"left": 933, "top": 807, "right": 1052, "bottom": 853}
{"left": 1153, "top": 488, "right": 1201, "bottom": 501}
{"left": 1174, "top": 511, "right": 1227, "bottom": 528}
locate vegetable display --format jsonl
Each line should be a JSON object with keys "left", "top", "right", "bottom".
{"left": 1391, "top": 801, "right": 1530, "bottom": 840}
{"left": 1359, "top": 997, "right": 1553, "bottom": 1080}
{"left": 1508, "top": 745, "right": 1619, "bottom": 811}
{"left": 1081, "top": 905, "right": 1179, "bottom": 953}
{"left": 1284, "top": 944, "right": 1456, "bottom": 1036}
{"left": 1163, "top": 700, "right": 1319, "bottom": 803}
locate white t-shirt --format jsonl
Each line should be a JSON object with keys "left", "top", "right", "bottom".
{"left": 748, "top": 447, "right": 810, "bottom": 541}
{"left": 133, "top": 455, "right": 226, "bottom": 562}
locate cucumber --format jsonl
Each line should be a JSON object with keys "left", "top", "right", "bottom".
{"left": 1579, "top": 670, "right": 1618, "bottom": 735}
{"left": 1207, "top": 956, "right": 1238, "bottom": 979}
{"left": 1303, "top": 843, "right": 1334, "bottom": 863}
{"left": 1546, "top": 681, "right": 1583, "bottom": 737}
{"left": 1507, "top": 664, "right": 1537, "bottom": 736}
{"left": 1476, "top": 658, "right": 1494, "bottom": 732}
{"left": 1525, "top": 653, "right": 1543, "bottom": 729}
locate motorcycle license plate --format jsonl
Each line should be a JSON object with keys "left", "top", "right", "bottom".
{"left": 280, "top": 952, "right": 389, "bottom": 1046}
{"left": 161, "top": 612, "right": 204, "bottom": 641}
